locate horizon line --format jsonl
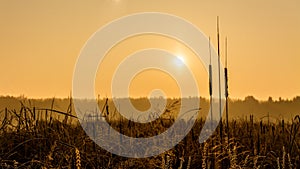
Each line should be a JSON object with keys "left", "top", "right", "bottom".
{"left": 1, "top": 94, "right": 300, "bottom": 101}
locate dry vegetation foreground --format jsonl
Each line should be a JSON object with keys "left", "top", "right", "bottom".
{"left": 0, "top": 99, "right": 299, "bottom": 169}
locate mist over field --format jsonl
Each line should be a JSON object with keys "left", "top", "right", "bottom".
{"left": 1, "top": 95, "right": 299, "bottom": 122}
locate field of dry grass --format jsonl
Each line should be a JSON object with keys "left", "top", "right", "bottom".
{"left": 0, "top": 98, "right": 299, "bottom": 168}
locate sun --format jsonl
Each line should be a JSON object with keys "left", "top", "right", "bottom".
{"left": 177, "top": 55, "right": 185, "bottom": 63}
{"left": 174, "top": 55, "right": 185, "bottom": 67}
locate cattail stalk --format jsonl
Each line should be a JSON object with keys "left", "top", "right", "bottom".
{"left": 225, "top": 37, "right": 230, "bottom": 141}
{"left": 217, "top": 16, "right": 223, "bottom": 143}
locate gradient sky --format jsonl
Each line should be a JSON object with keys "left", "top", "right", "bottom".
{"left": 0, "top": 0, "right": 299, "bottom": 100}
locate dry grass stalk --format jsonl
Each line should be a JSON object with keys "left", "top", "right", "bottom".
{"left": 187, "top": 156, "right": 191, "bottom": 169}
{"left": 282, "top": 146, "right": 286, "bottom": 169}
{"left": 75, "top": 147, "right": 81, "bottom": 169}
{"left": 202, "top": 142, "right": 208, "bottom": 169}
{"left": 178, "top": 156, "right": 184, "bottom": 169}
{"left": 229, "top": 144, "right": 237, "bottom": 169}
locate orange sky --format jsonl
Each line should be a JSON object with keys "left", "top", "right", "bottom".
{"left": 0, "top": 0, "right": 299, "bottom": 100}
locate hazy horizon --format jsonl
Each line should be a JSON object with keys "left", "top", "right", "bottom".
{"left": 1, "top": 94, "right": 299, "bottom": 102}
{"left": 1, "top": 95, "right": 299, "bottom": 123}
